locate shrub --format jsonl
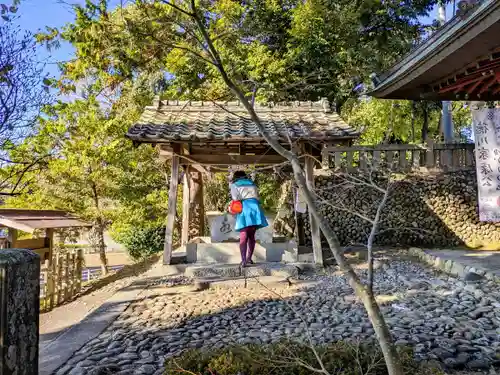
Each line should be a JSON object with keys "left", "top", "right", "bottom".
{"left": 117, "top": 226, "right": 165, "bottom": 260}
{"left": 164, "top": 341, "right": 443, "bottom": 375}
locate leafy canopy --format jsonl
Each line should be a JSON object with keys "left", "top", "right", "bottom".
{"left": 37, "top": 0, "right": 441, "bottom": 106}
{"left": 5, "top": 80, "right": 168, "bottom": 253}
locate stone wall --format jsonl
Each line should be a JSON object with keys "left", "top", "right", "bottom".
{"left": 302, "top": 170, "right": 500, "bottom": 248}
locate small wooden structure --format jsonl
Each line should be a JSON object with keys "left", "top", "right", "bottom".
{"left": 370, "top": 0, "right": 500, "bottom": 101}
{"left": 0, "top": 209, "right": 91, "bottom": 311}
{"left": 0, "top": 209, "right": 90, "bottom": 260}
{"left": 127, "top": 99, "right": 359, "bottom": 265}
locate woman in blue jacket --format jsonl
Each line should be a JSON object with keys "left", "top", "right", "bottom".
{"left": 230, "top": 171, "right": 268, "bottom": 266}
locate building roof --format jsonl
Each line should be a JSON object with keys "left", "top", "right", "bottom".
{"left": 127, "top": 99, "right": 358, "bottom": 144}
{"left": 0, "top": 209, "right": 91, "bottom": 233}
{"left": 370, "top": 0, "right": 500, "bottom": 101}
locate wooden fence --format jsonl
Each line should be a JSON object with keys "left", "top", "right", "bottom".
{"left": 321, "top": 141, "right": 475, "bottom": 172}
{"left": 40, "top": 249, "right": 84, "bottom": 312}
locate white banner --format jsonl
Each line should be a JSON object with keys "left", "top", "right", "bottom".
{"left": 472, "top": 108, "right": 500, "bottom": 222}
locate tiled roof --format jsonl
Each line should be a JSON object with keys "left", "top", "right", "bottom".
{"left": 127, "top": 99, "right": 359, "bottom": 143}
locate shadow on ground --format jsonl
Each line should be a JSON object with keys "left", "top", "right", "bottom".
{"left": 78, "top": 254, "right": 161, "bottom": 297}
{"left": 48, "top": 255, "right": 500, "bottom": 374}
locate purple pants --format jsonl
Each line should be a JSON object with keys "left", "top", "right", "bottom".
{"left": 239, "top": 226, "right": 257, "bottom": 265}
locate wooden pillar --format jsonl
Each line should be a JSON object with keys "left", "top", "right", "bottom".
{"left": 181, "top": 166, "right": 190, "bottom": 246}
{"left": 304, "top": 155, "right": 323, "bottom": 266}
{"left": 46, "top": 228, "right": 54, "bottom": 264}
{"left": 188, "top": 169, "right": 205, "bottom": 238}
{"left": 181, "top": 166, "right": 205, "bottom": 245}
{"left": 293, "top": 185, "right": 306, "bottom": 246}
{"left": 163, "top": 155, "right": 180, "bottom": 265}
{"left": 7, "top": 228, "right": 17, "bottom": 248}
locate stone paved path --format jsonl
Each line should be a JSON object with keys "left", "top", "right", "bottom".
{"left": 54, "top": 254, "right": 500, "bottom": 375}
{"left": 40, "top": 277, "right": 137, "bottom": 344}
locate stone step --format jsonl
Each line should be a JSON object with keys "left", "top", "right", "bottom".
{"left": 193, "top": 276, "right": 320, "bottom": 290}
{"left": 186, "top": 242, "right": 292, "bottom": 263}
{"left": 282, "top": 249, "right": 315, "bottom": 263}
{"left": 185, "top": 262, "right": 299, "bottom": 279}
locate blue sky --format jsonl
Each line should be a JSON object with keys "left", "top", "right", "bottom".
{"left": 16, "top": 0, "right": 454, "bottom": 80}
{"left": 17, "top": 0, "right": 81, "bottom": 77}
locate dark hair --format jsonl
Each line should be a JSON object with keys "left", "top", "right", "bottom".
{"left": 232, "top": 170, "right": 248, "bottom": 182}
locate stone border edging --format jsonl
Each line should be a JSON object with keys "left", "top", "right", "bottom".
{"left": 39, "top": 280, "right": 149, "bottom": 375}
{"left": 408, "top": 247, "right": 500, "bottom": 283}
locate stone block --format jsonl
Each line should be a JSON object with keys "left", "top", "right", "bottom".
{"left": 450, "top": 262, "right": 466, "bottom": 277}
{"left": 281, "top": 250, "right": 297, "bottom": 263}
{"left": 475, "top": 268, "right": 486, "bottom": 276}
{"left": 444, "top": 260, "right": 454, "bottom": 273}
{"left": 0, "top": 249, "right": 40, "bottom": 375}
{"left": 409, "top": 247, "right": 424, "bottom": 257}
{"left": 185, "top": 262, "right": 298, "bottom": 279}
{"left": 187, "top": 242, "right": 289, "bottom": 264}
{"left": 484, "top": 272, "right": 495, "bottom": 281}
{"left": 206, "top": 212, "right": 274, "bottom": 244}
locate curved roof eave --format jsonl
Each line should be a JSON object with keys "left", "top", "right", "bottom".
{"left": 369, "top": 0, "right": 500, "bottom": 99}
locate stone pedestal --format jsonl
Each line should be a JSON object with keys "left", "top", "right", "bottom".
{"left": 0, "top": 250, "right": 40, "bottom": 375}
{"left": 206, "top": 211, "right": 274, "bottom": 243}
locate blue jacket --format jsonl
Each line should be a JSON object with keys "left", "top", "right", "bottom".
{"left": 230, "top": 178, "right": 269, "bottom": 232}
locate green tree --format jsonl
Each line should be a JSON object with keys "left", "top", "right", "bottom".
{"left": 32, "top": 1, "right": 447, "bottom": 373}
{"left": 37, "top": 0, "right": 440, "bottom": 107}
{"left": 343, "top": 98, "right": 442, "bottom": 144}
{"left": 343, "top": 97, "right": 472, "bottom": 145}
{"left": 5, "top": 87, "right": 166, "bottom": 273}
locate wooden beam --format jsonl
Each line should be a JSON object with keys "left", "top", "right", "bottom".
{"left": 304, "top": 155, "right": 323, "bottom": 266}
{"left": 439, "top": 73, "right": 490, "bottom": 93}
{"left": 175, "top": 154, "right": 286, "bottom": 165}
{"left": 479, "top": 75, "right": 497, "bottom": 94}
{"left": 190, "top": 164, "right": 209, "bottom": 174}
{"left": 466, "top": 79, "right": 484, "bottom": 95}
{"left": 181, "top": 166, "right": 190, "bottom": 246}
{"left": 163, "top": 155, "right": 180, "bottom": 265}
{"left": 492, "top": 85, "right": 500, "bottom": 95}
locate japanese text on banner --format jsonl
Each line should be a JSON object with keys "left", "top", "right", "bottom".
{"left": 472, "top": 108, "right": 500, "bottom": 222}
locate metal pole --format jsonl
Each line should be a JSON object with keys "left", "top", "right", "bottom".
{"left": 411, "top": 101, "right": 416, "bottom": 143}
{"left": 438, "top": 1, "right": 454, "bottom": 143}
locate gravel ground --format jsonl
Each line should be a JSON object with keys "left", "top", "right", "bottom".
{"left": 55, "top": 256, "right": 500, "bottom": 375}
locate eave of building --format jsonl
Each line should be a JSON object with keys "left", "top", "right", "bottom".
{"left": 369, "top": 0, "right": 500, "bottom": 101}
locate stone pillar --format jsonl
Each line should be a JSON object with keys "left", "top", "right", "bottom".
{"left": 0, "top": 249, "right": 40, "bottom": 375}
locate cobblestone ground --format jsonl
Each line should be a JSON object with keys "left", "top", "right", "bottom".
{"left": 57, "top": 257, "right": 500, "bottom": 375}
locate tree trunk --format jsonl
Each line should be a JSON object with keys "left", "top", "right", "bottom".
{"left": 95, "top": 217, "right": 108, "bottom": 276}
{"left": 193, "top": 9, "right": 404, "bottom": 374}
{"left": 222, "top": 83, "right": 403, "bottom": 375}
{"left": 289, "top": 158, "right": 403, "bottom": 375}
{"left": 90, "top": 180, "right": 108, "bottom": 275}
{"left": 367, "top": 186, "right": 391, "bottom": 293}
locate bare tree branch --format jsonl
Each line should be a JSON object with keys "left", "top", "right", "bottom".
{"left": 186, "top": 3, "right": 404, "bottom": 374}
